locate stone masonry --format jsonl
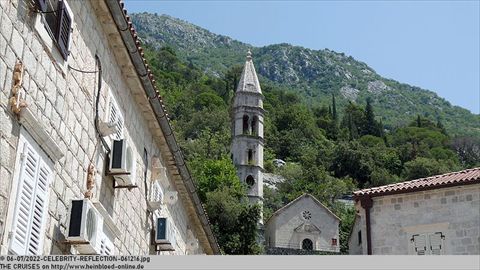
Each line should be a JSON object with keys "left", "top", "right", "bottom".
{"left": 0, "top": 0, "right": 217, "bottom": 255}
{"left": 351, "top": 184, "right": 480, "bottom": 255}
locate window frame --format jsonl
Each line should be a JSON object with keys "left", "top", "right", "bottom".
{"left": 33, "top": 0, "right": 74, "bottom": 72}
{"left": 107, "top": 92, "right": 125, "bottom": 141}
{"left": 410, "top": 232, "right": 445, "bottom": 255}
{"left": 6, "top": 129, "right": 53, "bottom": 255}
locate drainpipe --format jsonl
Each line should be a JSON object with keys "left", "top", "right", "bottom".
{"left": 360, "top": 196, "right": 373, "bottom": 255}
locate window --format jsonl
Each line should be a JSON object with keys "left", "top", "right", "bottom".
{"left": 301, "top": 210, "right": 312, "bottom": 220}
{"left": 9, "top": 130, "right": 53, "bottom": 255}
{"left": 108, "top": 93, "right": 124, "bottom": 140}
{"left": 358, "top": 230, "right": 362, "bottom": 245}
{"left": 331, "top": 238, "right": 338, "bottom": 246}
{"left": 247, "top": 149, "right": 253, "bottom": 164}
{"left": 36, "top": 0, "right": 73, "bottom": 60}
{"left": 251, "top": 116, "right": 258, "bottom": 136}
{"left": 411, "top": 232, "right": 444, "bottom": 255}
{"left": 242, "top": 115, "right": 249, "bottom": 134}
{"left": 302, "top": 238, "right": 313, "bottom": 250}
{"left": 246, "top": 175, "right": 255, "bottom": 187}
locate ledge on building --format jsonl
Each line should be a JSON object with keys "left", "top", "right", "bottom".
{"left": 19, "top": 107, "right": 64, "bottom": 161}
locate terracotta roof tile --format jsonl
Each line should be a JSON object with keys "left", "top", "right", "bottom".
{"left": 354, "top": 167, "right": 480, "bottom": 197}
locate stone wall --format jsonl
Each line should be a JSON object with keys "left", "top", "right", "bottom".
{"left": 353, "top": 184, "right": 480, "bottom": 255}
{"left": 347, "top": 215, "right": 362, "bottom": 255}
{"left": 0, "top": 0, "right": 203, "bottom": 255}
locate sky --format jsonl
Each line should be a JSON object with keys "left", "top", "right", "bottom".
{"left": 124, "top": 0, "right": 480, "bottom": 114}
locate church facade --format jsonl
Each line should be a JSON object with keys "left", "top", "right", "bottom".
{"left": 265, "top": 194, "right": 340, "bottom": 253}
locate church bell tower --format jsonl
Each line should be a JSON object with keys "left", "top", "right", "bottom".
{"left": 231, "top": 50, "right": 264, "bottom": 223}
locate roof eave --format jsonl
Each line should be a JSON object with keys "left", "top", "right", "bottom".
{"left": 353, "top": 178, "right": 480, "bottom": 200}
{"left": 102, "top": 0, "right": 221, "bottom": 254}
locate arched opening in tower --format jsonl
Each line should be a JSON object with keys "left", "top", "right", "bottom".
{"left": 243, "top": 115, "right": 249, "bottom": 134}
{"left": 246, "top": 175, "right": 255, "bottom": 187}
{"left": 247, "top": 149, "right": 253, "bottom": 164}
{"left": 251, "top": 116, "right": 258, "bottom": 136}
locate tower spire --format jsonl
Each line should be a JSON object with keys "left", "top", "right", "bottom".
{"left": 236, "top": 50, "right": 262, "bottom": 94}
{"left": 231, "top": 50, "right": 265, "bottom": 225}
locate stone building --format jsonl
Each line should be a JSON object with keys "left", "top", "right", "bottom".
{"left": 0, "top": 0, "right": 220, "bottom": 255}
{"left": 265, "top": 194, "right": 340, "bottom": 253}
{"left": 349, "top": 168, "right": 480, "bottom": 255}
{"left": 231, "top": 50, "right": 264, "bottom": 220}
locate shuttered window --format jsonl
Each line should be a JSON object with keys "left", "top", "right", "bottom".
{"left": 412, "top": 232, "right": 444, "bottom": 255}
{"left": 151, "top": 181, "right": 164, "bottom": 203}
{"left": 413, "top": 234, "right": 427, "bottom": 255}
{"left": 429, "top": 233, "right": 443, "bottom": 255}
{"left": 54, "top": 0, "right": 72, "bottom": 60}
{"left": 108, "top": 93, "right": 124, "bottom": 140}
{"left": 40, "top": 0, "right": 73, "bottom": 60}
{"left": 9, "top": 132, "right": 52, "bottom": 255}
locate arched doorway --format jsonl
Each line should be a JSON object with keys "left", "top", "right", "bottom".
{"left": 302, "top": 238, "right": 313, "bottom": 251}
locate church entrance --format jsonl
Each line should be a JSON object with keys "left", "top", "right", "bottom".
{"left": 302, "top": 238, "right": 313, "bottom": 250}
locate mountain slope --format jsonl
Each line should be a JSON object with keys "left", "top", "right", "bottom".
{"left": 131, "top": 12, "right": 479, "bottom": 137}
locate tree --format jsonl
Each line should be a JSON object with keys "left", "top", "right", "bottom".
{"left": 335, "top": 203, "right": 355, "bottom": 254}
{"left": 191, "top": 158, "right": 261, "bottom": 254}
{"left": 402, "top": 157, "right": 450, "bottom": 180}
{"left": 204, "top": 186, "right": 261, "bottom": 254}
{"left": 436, "top": 118, "right": 447, "bottom": 135}
{"left": 450, "top": 136, "right": 480, "bottom": 167}
{"left": 332, "top": 93, "right": 337, "bottom": 120}
{"left": 363, "top": 97, "right": 382, "bottom": 137}
{"left": 341, "top": 102, "right": 365, "bottom": 140}
{"left": 263, "top": 186, "right": 284, "bottom": 221}
{"left": 190, "top": 158, "right": 244, "bottom": 201}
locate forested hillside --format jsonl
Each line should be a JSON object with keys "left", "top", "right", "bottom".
{"left": 143, "top": 45, "right": 479, "bottom": 254}
{"left": 131, "top": 13, "right": 480, "bottom": 138}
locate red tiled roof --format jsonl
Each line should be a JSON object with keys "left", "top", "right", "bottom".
{"left": 354, "top": 167, "right": 480, "bottom": 197}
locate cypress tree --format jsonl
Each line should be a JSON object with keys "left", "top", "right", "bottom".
{"left": 364, "top": 97, "right": 378, "bottom": 136}
{"left": 332, "top": 94, "right": 337, "bottom": 120}
{"left": 416, "top": 115, "right": 422, "bottom": 127}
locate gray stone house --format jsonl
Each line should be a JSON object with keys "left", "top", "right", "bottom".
{"left": 349, "top": 168, "right": 480, "bottom": 255}
{"left": 0, "top": 0, "right": 219, "bottom": 255}
{"left": 265, "top": 194, "right": 340, "bottom": 253}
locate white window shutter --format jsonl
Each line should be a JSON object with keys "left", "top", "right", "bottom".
{"left": 429, "top": 233, "right": 443, "bottom": 255}
{"left": 152, "top": 181, "right": 163, "bottom": 203}
{"left": 109, "top": 96, "right": 124, "bottom": 140}
{"left": 413, "top": 234, "right": 427, "bottom": 255}
{"left": 9, "top": 143, "right": 39, "bottom": 255}
{"left": 26, "top": 159, "right": 51, "bottom": 255}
